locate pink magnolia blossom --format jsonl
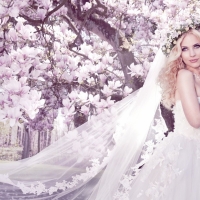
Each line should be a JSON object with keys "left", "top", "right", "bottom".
{"left": 106, "top": 96, "right": 115, "bottom": 107}
{"left": 101, "top": 85, "right": 113, "bottom": 97}
{"left": 0, "top": 54, "right": 11, "bottom": 65}
{"left": 62, "top": 72, "right": 73, "bottom": 83}
{"left": 37, "top": 8, "right": 47, "bottom": 20}
{"left": 80, "top": 105, "right": 90, "bottom": 115}
{"left": 40, "top": 0, "right": 52, "bottom": 10}
{"left": 18, "top": 26, "right": 31, "bottom": 40}
{"left": 76, "top": 67, "right": 89, "bottom": 83}
{"left": 20, "top": 63, "right": 33, "bottom": 76}
{"left": 84, "top": 61, "right": 95, "bottom": 73}
{"left": 102, "top": 52, "right": 114, "bottom": 64}
{"left": 89, "top": 94, "right": 100, "bottom": 105}
{"left": 78, "top": 91, "right": 88, "bottom": 104}
{"left": 10, "top": 62, "right": 21, "bottom": 74}
{"left": 20, "top": 46, "right": 38, "bottom": 58}
{"left": 82, "top": 2, "right": 92, "bottom": 10}
{"left": 8, "top": 7, "right": 19, "bottom": 18}
{"left": 29, "top": 90, "right": 43, "bottom": 103}
{"left": 79, "top": 43, "right": 92, "bottom": 56}
{"left": 99, "top": 74, "right": 107, "bottom": 86}
{"left": 55, "top": 53, "right": 62, "bottom": 62}
{"left": 108, "top": 80, "right": 122, "bottom": 90}
{"left": 57, "top": 61, "right": 66, "bottom": 70}
{"left": 128, "top": 63, "right": 144, "bottom": 77}
{"left": 123, "top": 86, "right": 133, "bottom": 97}
{"left": 60, "top": 22, "right": 69, "bottom": 34}
{"left": 95, "top": 97, "right": 114, "bottom": 114}
{"left": 68, "top": 91, "right": 78, "bottom": 101}
{"left": 179, "top": 1, "right": 187, "bottom": 9}
{"left": 4, "top": 78, "right": 29, "bottom": 95}
{"left": 0, "top": 92, "right": 8, "bottom": 107}
{"left": 142, "top": 48, "right": 150, "bottom": 55}
{"left": 14, "top": 0, "right": 30, "bottom": 8}
{"left": 143, "top": 60, "right": 151, "bottom": 75}
{"left": 15, "top": 20, "right": 23, "bottom": 32}
{"left": 0, "top": 67, "right": 12, "bottom": 79}
{"left": 31, "top": 70, "right": 42, "bottom": 78}
{"left": 88, "top": 53, "right": 101, "bottom": 62}
{"left": 68, "top": 57, "right": 78, "bottom": 70}
{"left": 35, "top": 63, "right": 48, "bottom": 70}
{"left": 62, "top": 105, "right": 76, "bottom": 119}
{"left": 7, "top": 28, "right": 18, "bottom": 41}
{"left": 10, "top": 94, "right": 20, "bottom": 107}
{"left": 0, "top": 5, "right": 7, "bottom": 17}
{"left": 62, "top": 98, "right": 72, "bottom": 109}
{"left": 20, "top": 98, "right": 40, "bottom": 119}
{"left": 86, "top": 77, "right": 95, "bottom": 85}
{"left": 63, "top": 116, "right": 73, "bottom": 126}
{"left": 96, "top": 62, "right": 105, "bottom": 73}
{"left": 20, "top": 91, "right": 45, "bottom": 119}
{"left": 95, "top": 100, "right": 107, "bottom": 114}
{"left": 142, "top": 5, "right": 150, "bottom": 17}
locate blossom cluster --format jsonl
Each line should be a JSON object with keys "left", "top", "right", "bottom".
{"left": 0, "top": 0, "right": 200, "bottom": 146}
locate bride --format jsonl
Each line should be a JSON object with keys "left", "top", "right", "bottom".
{"left": 0, "top": 26, "right": 200, "bottom": 200}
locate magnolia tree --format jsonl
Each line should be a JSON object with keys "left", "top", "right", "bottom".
{"left": 0, "top": 0, "right": 199, "bottom": 156}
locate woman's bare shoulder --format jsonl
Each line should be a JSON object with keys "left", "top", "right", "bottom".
{"left": 177, "top": 69, "right": 194, "bottom": 86}
{"left": 177, "top": 69, "right": 193, "bottom": 79}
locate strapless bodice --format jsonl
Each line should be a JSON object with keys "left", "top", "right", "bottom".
{"left": 173, "top": 98, "right": 200, "bottom": 139}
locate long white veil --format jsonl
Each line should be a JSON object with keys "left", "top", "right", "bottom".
{"left": 0, "top": 49, "right": 167, "bottom": 199}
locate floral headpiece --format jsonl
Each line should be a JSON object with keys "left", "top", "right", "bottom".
{"left": 162, "top": 19, "right": 200, "bottom": 56}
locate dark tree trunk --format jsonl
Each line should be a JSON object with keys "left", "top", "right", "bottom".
{"left": 47, "top": 131, "right": 51, "bottom": 146}
{"left": 38, "top": 131, "right": 41, "bottom": 153}
{"left": 160, "top": 104, "right": 174, "bottom": 136}
{"left": 17, "top": 127, "right": 22, "bottom": 146}
{"left": 66, "top": 6, "right": 137, "bottom": 88}
{"left": 21, "top": 124, "right": 31, "bottom": 159}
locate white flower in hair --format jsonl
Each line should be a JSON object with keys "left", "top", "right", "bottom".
{"left": 162, "top": 19, "right": 200, "bottom": 56}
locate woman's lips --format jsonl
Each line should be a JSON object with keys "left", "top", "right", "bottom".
{"left": 190, "top": 59, "right": 199, "bottom": 63}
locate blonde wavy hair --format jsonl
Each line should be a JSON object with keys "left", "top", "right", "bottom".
{"left": 158, "top": 29, "right": 200, "bottom": 109}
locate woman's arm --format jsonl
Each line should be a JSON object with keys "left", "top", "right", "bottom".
{"left": 176, "top": 69, "right": 200, "bottom": 128}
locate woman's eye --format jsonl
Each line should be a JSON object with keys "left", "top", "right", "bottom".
{"left": 181, "top": 47, "right": 187, "bottom": 51}
{"left": 194, "top": 44, "right": 200, "bottom": 48}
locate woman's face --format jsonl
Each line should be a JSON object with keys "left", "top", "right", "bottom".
{"left": 181, "top": 33, "right": 200, "bottom": 69}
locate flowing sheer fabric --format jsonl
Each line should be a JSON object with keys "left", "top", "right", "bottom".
{"left": 128, "top": 98, "right": 200, "bottom": 200}
{"left": 0, "top": 50, "right": 167, "bottom": 199}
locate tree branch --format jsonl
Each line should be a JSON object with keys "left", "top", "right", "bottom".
{"left": 19, "top": 14, "right": 43, "bottom": 26}
{"left": 68, "top": 45, "right": 90, "bottom": 60}
{"left": 43, "top": 0, "right": 68, "bottom": 22}
{"left": 19, "top": 0, "right": 68, "bottom": 26}
{"left": 95, "top": 0, "right": 107, "bottom": 15}
{"left": 61, "top": 15, "right": 84, "bottom": 44}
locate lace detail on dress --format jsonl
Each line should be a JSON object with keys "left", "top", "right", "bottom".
{"left": 16, "top": 150, "right": 114, "bottom": 195}
{"left": 113, "top": 110, "right": 167, "bottom": 200}
{"left": 127, "top": 99, "right": 200, "bottom": 200}
{"left": 137, "top": 139, "right": 183, "bottom": 200}
{"left": 114, "top": 99, "right": 200, "bottom": 200}
{"left": 0, "top": 174, "right": 13, "bottom": 185}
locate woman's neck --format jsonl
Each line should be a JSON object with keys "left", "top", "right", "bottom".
{"left": 186, "top": 66, "right": 200, "bottom": 76}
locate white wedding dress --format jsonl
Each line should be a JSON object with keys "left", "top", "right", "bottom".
{"left": 128, "top": 98, "right": 200, "bottom": 200}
